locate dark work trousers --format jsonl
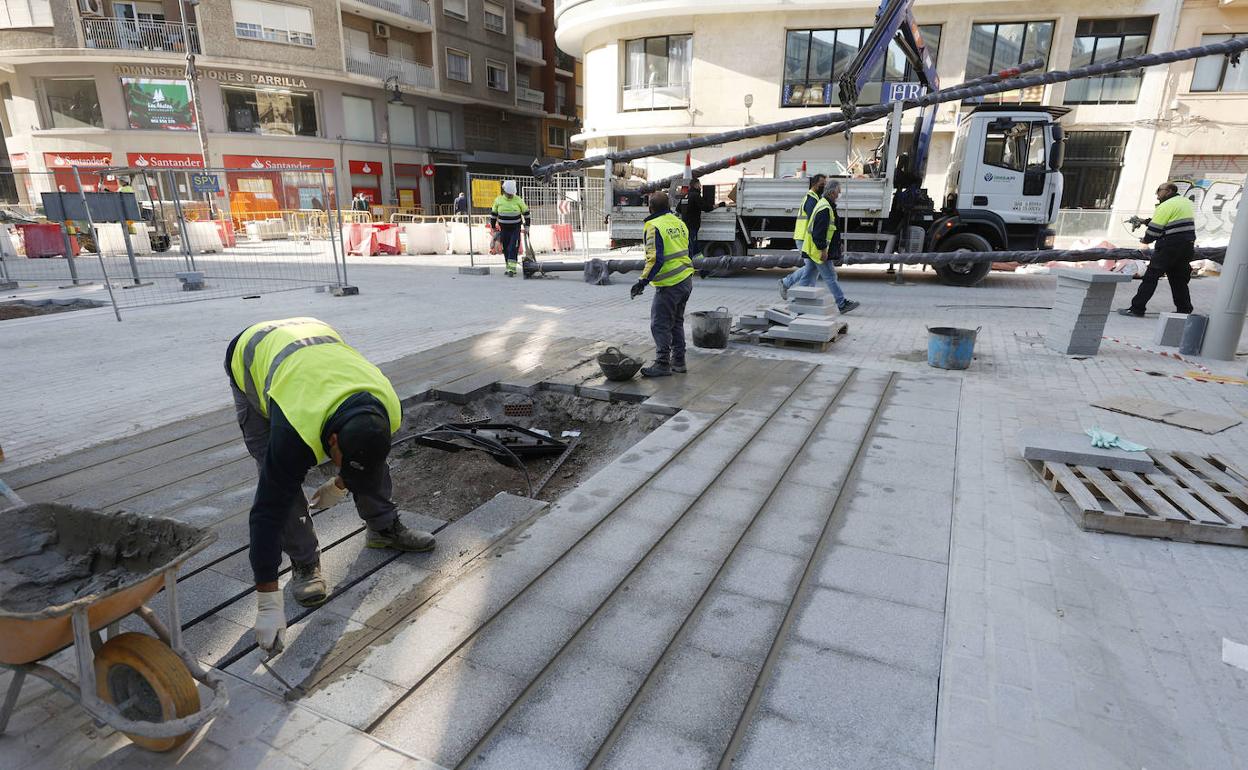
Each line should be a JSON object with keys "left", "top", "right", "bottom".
{"left": 651, "top": 277, "right": 693, "bottom": 365}
{"left": 230, "top": 384, "right": 398, "bottom": 568}
{"left": 1130, "top": 241, "right": 1194, "bottom": 314}
{"left": 499, "top": 225, "right": 522, "bottom": 270}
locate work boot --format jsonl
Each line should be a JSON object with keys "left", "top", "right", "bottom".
{"left": 367, "top": 518, "right": 436, "bottom": 552}
{"left": 671, "top": 360, "right": 687, "bottom": 373}
{"left": 641, "top": 360, "right": 672, "bottom": 377}
{"left": 777, "top": 279, "right": 788, "bottom": 300}
{"left": 1116, "top": 307, "right": 1145, "bottom": 317}
{"left": 290, "top": 560, "right": 328, "bottom": 607}
{"left": 838, "top": 299, "right": 860, "bottom": 315}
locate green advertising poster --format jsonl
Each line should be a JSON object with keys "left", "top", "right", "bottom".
{"left": 123, "top": 78, "right": 197, "bottom": 131}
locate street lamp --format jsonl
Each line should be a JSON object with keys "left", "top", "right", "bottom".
{"left": 384, "top": 76, "right": 402, "bottom": 208}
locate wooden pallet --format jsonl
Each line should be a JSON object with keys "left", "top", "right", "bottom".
{"left": 730, "top": 322, "right": 848, "bottom": 353}
{"left": 1032, "top": 451, "right": 1248, "bottom": 546}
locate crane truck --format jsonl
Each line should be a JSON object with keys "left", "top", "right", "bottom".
{"left": 605, "top": 0, "right": 1068, "bottom": 287}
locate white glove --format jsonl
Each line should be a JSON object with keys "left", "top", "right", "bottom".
{"left": 255, "top": 590, "right": 285, "bottom": 653}
{"left": 309, "top": 477, "right": 347, "bottom": 510}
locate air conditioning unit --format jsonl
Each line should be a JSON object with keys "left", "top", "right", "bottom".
{"left": 374, "top": 22, "right": 390, "bottom": 39}
{"left": 79, "top": 0, "right": 104, "bottom": 15}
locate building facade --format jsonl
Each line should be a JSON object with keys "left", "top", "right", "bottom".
{"left": 556, "top": 0, "right": 1246, "bottom": 239}
{"left": 0, "top": 0, "right": 581, "bottom": 212}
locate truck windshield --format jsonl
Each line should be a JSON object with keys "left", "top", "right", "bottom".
{"left": 983, "top": 121, "right": 1045, "bottom": 172}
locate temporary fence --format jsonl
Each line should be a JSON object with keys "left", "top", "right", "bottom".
{"left": 462, "top": 173, "right": 608, "bottom": 265}
{"left": 0, "top": 168, "right": 349, "bottom": 318}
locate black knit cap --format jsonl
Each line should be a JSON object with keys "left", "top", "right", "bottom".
{"left": 336, "top": 411, "right": 392, "bottom": 474}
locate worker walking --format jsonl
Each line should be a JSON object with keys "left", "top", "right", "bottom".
{"left": 680, "top": 178, "right": 715, "bottom": 257}
{"left": 631, "top": 191, "right": 695, "bottom": 377}
{"left": 793, "top": 181, "right": 859, "bottom": 314}
{"left": 490, "top": 180, "right": 531, "bottom": 277}
{"left": 226, "top": 317, "right": 435, "bottom": 653}
{"left": 1118, "top": 183, "right": 1197, "bottom": 317}
{"left": 779, "top": 174, "right": 826, "bottom": 298}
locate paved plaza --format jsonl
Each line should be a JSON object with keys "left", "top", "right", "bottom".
{"left": 1, "top": 260, "right": 1246, "bottom": 769}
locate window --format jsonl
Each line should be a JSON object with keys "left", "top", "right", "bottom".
{"left": 548, "top": 125, "right": 567, "bottom": 148}
{"left": 487, "top": 60, "right": 509, "bottom": 91}
{"left": 428, "top": 108, "right": 453, "bottom": 147}
{"left": 389, "top": 39, "right": 415, "bottom": 63}
{"left": 1064, "top": 18, "right": 1152, "bottom": 105}
{"left": 983, "top": 119, "right": 1045, "bottom": 172}
{"left": 1059, "top": 131, "right": 1129, "bottom": 209}
{"left": 232, "top": 0, "right": 314, "bottom": 46}
{"left": 965, "top": 21, "right": 1054, "bottom": 103}
{"left": 343, "top": 95, "right": 375, "bottom": 141}
{"left": 0, "top": 83, "right": 12, "bottom": 137}
{"left": 555, "top": 80, "right": 568, "bottom": 113}
{"left": 484, "top": 1, "right": 505, "bottom": 34}
{"left": 43, "top": 78, "right": 103, "bottom": 129}
{"left": 344, "top": 26, "right": 369, "bottom": 53}
{"left": 1192, "top": 34, "right": 1248, "bottom": 93}
{"left": 443, "top": 0, "right": 466, "bottom": 20}
{"left": 622, "top": 34, "right": 692, "bottom": 110}
{"left": 388, "top": 102, "right": 417, "bottom": 145}
{"left": 223, "top": 85, "right": 318, "bottom": 136}
{"left": 0, "top": 0, "right": 53, "bottom": 28}
{"left": 781, "top": 25, "right": 941, "bottom": 108}
{"left": 446, "top": 49, "right": 471, "bottom": 82}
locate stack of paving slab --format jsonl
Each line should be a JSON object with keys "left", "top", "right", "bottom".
{"left": 734, "top": 286, "right": 845, "bottom": 345}
{"left": 1046, "top": 269, "right": 1132, "bottom": 355}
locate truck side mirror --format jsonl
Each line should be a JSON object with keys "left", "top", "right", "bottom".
{"left": 1049, "top": 125, "right": 1066, "bottom": 172}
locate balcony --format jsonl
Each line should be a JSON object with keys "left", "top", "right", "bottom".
{"left": 82, "top": 18, "right": 200, "bottom": 54}
{"left": 622, "top": 83, "right": 690, "bottom": 111}
{"left": 342, "top": 0, "right": 432, "bottom": 27}
{"left": 555, "top": 50, "right": 576, "bottom": 74}
{"left": 515, "top": 0, "right": 545, "bottom": 13}
{"left": 515, "top": 35, "right": 545, "bottom": 64}
{"left": 346, "top": 47, "right": 435, "bottom": 90}
{"left": 517, "top": 86, "right": 545, "bottom": 105}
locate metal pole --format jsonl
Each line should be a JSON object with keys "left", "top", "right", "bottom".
{"left": 467, "top": 172, "right": 475, "bottom": 267}
{"left": 321, "top": 171, "right": 343, "bottom": 287}
{"left": 166, "top": 171, "right": 196, "bottom": 271}
{"left": 579, "top": 177, "right": 590, "bottom": 262}
{"left": 60, "top": 223, "right": 82, "bottom": 286}
{"left": 179, "top": 0, "right": 210, "bottom": 170}
{"left": 119, "top": 213, "right": 143, "bottom": 286}
{"left": 1200, "top": 172, "right": 1248, "bottom": 361}
{"left": 335, "top": 176, "right": 350, "bottom": 286}
{"left": 72, "top": 167, "right": 121, "bottom": 321}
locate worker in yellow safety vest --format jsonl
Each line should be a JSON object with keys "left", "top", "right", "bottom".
{"left": 630, "top": 191, "right": 695, "bottom": 377}
{"left": 795, "top": 181, "right": 860, "bottom": 314}
{"left": 1118, "top": 182, "right": 1197, "bottom": 317}
{"left": 225, "top": 318, "right": 436, "bottom": 653}
{"left": 490, "top": 180, "right": 531, "bottom": 276}
{"left": 779, "top": 173, "right": 825, "bottom": 298}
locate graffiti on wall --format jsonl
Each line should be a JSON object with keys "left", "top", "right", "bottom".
{"left": 1168, "top": 155, "right": 1243, "bottom": 242}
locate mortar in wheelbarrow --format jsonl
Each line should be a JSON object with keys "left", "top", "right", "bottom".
{"left": 0, "top": 503, "right": 214, "bottom": 665}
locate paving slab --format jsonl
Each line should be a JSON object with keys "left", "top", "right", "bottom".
{"left": 1018, "top": 426, "right": 1156, "bottom": 472}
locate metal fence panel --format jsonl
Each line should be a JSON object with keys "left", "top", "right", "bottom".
{"left": 464, "top": 172, "right": 606, "bottom": 265}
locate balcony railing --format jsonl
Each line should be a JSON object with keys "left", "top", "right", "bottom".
{"left": 515, "top": 35, "right": 544, "bottom": 63}
{"left": 346, "top": 47, "right": 435, "bottom": 90}
{"left": 82, "top": 18, "right": 200, "bottom": 54}
{"left": 622, "top": 83, "right": 690, "bottom": 111}
{"left": 350, "top": 0, "right": 432, "bottom": 25}
{"left": 517, "top": 86, "right": 544, "bottom": 105}
{"left": 555, "top": 50, "right": 575, "bottom": 73}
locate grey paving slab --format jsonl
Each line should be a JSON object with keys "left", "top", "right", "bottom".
{"left": 471, "top": 729, "right": 583, "bottom": 770}
{"left": 687, "top": 589, "right": 786, "bottom": 665}
{"left": 632, "top": 645, "right": 760, "bottom": 744}
{"left": 719, "top": 545, "right": 807, "bottom": 604}
{"left": 295, "top": 669, "right": 411, "bottom": 730}
{"left": 353, "top": 605, "right": 477, "bottom": 688}
{"left": 523, "top": 549, "right": 635, "bottom": 615}
{"left": 228, "top": 610, "right": 371, "bottom": 694}
{"left": 734, "top": 712, "right": 931, "bottom": 770}
{"left": 816, "top": 542, "right": 948, "bottom": 612}
{"left": 793, "top": 587, "right": 945, "bottom": 675}
{"left": 576, "top": 589, "right": 690, "bottom": 674}
{"left": 436, "top": 336, "right": 590, "bottom": 403}
{"left": 599, "top": 719, "right": 718, "bottom": 770}
{"left": 458, "top": 595, "right": 583, "bottom": 680}
{"left": 1017, "top": 427, "right": 1156, "bottom": 472}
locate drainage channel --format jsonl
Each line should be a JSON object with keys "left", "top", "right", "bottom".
{"left": 359, "top": 360, "right": 828, "bottom": 760}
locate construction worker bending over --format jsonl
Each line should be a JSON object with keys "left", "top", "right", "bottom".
{"left": 631, "top": 191, "right": 695, "bottom": 377}
{"left": 490, "top": 180, "right": 531, "bottom": 277}
{"left": 1118, "top": 183, "right": 1196, "bottom": 317}
{"left": 779, "top": 174, "right": 825, "bottom": 299}
{"left": 795, "top": 181, "right": 859, "bottom": 314}
{"left": 226, "top": 317, "right": 435, "bottom": 653}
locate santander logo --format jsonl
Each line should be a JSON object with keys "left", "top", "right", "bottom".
{"left": 251, "top": 159, "right": 265, "bottom": 169}
{"left": 362, "top": 163, "right": 372, "bottom": 173}
{"left": 135, "top": 155, "right": 150, "bottom": 167}
{"left": 54, "top": 156, "right": 66, "bottom": 166}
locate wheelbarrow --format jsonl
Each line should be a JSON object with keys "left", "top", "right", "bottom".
{"left": 0, "top": 503, "right": 228, "bottom": 752}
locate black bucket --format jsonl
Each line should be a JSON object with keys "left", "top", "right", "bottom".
{"left": 690, "top": 306, "right": 732, "bottom": 349}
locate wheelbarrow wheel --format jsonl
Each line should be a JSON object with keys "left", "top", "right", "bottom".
{"left": 94, "top": 632, "right": 200, "bottom": 752}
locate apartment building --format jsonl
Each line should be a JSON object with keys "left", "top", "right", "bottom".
{"left": 0, "top": 0, "right": 582, "bottom": 211}
{"left": 555, "top": 0, "right": 1246, "bottom": 236}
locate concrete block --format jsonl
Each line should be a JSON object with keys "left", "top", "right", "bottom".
{"left": 460, "top": 594, "right": 583, "bottom": 679}
{"left": 762, "top": 327, "right": 833, "bottom": 343}
{"left": 354, "top": 605, "right": 475, "bottom": 687}
{"left": 1154, "top": 313, "right": 1188, "bottom": 347}
{"left": 1054, "top": 268, "right": 1132, "bottom": 284}
{"left": 330, "top": 285, "right": 359, "bottom": 296}
{"left": 788, "top": 286, "right": 828, "bottom": 300}
{"left": 458, "top": 266, "right": 491, "bottom": 275}
{"left": 688, "top": 589, "right": 786, "bottom": 662}
{"left": 578, "top": 590, "right": 687, "bottom": 673}
{"left": 764, "top": 307, "right": 796, "bottom": 326}
{"left": 1017, "top": 427, "right": 1155, "bottom": 472}
{"left": 474, "top": 729, "right": 584, "bottom": 770}
{"left": 793, "top": 588, "right": 944, "bottom": 675}
{"left": 816, "top": 543, "right": 948, "bottom": 612}
{"left": 737, "top": 315, "right": 770, "bottom": 329}
{"left": 507, "top": 653, "right": 643, "bottom": 755}
{"left": 734, "top": 713, "right": 930, "bottom": 770}
{"left": 721, "top": 545, "right": 806, "bottom": 604}
{"left": 599, "top": 719, "right": 716, "bottom": 770}
{"left": 527, "top": 549, "right": 633, "bottom": 614}
{"left": 632, "top": 645, "right": 759, "bottom": 743}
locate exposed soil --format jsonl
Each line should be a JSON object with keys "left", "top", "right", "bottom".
{"left": 388, "top": 392, "right": 665, "bottom": 522}
{"left": 0, "top": 300, "right": 101, "bottom": 321}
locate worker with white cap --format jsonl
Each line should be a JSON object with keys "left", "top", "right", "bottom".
{"left": 490, "top": 180, "right": 531, "bottom": 277}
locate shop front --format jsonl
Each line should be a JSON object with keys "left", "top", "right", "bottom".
{"left": 393, "top": 163, "right": 428, "bottom": 211}
{"left": 43, "top": 151, "right": 117, "bottom": 193}
{"left": 125, "top": 152, "right": 205, "bottom": 201}
{"left": 348, "top": 160, "right": 382, "bottom": 205}
{"left": 222, "top": 154, "right": 335, "bottom": 214}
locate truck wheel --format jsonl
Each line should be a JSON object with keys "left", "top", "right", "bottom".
{"left": 700, "top": 242, "right": 737, "bottom": 277}
{"left": 95, "top": 632, "right": 199, "bottom": 752}
{"left": 935, "top": 232, "right": 993, "bottom": 286}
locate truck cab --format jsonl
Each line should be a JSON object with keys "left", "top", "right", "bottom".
{"left": 936, "top": 106, "right": 1066, "bottom": 283}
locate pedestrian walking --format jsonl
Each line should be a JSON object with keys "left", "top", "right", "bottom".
{"left": 453, "top": 191, "right": 468, "bottom": 221}
{"left": 225, "top": 318, "right": 436, "bottom": 653}
{"left": 490, "top": 180, "right": 531, "bottom": 277}
{"left": 680, "top": 178, "right": 715, "bottom": 257}
{"left": 790, "top": 181, "right": 859, "bottom": 314}
{"left": 631, "top": 191, "right": 695, "bottom": 377}
{"left": 779, "top": 174, "right": 826, "bottom": 298}
{"left": 1118, "top": 183, "right": 1197, "bottom": 317}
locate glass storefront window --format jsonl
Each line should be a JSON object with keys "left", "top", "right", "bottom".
{"left": 44, "top": 78, "right": 103, "bottom": 129}
{"left": 223, "top": 85, "right": 318, "bottom": 136}
{"left": 780, "top": 26, "right": 941, "bottom": 108}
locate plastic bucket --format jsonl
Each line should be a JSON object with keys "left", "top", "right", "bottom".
{"left": 927, "top": 326, "right": 980, "bottom": 370}
{"left": 691, "top": 306, "right": 732, "bottom": 349}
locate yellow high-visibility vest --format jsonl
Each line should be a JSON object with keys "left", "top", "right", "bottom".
{"left": 643, "top": 212, "right": 694, "bottom": 287}
{"left": 802, "top": 197, "right": 836, "bottom": 264}
{"left": 793, "top": 190, "right": 820, "bottom": 241}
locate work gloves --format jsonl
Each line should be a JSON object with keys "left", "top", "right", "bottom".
{"left": 255, "top": 590, "right": 286, "bottom": 653}
{"left": 309, "top": 477, "right": 347, "bottom": 510}
{"left": 630, "top": 281, "right": 646, "bottom": 299}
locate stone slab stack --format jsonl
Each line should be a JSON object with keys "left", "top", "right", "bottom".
{"left": 1046, "top": 269, "right": 1132, "bottom": 356}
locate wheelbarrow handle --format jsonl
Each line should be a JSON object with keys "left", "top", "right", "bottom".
{"left": 602, "top": 346, "right": 622, "bottom": 356}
